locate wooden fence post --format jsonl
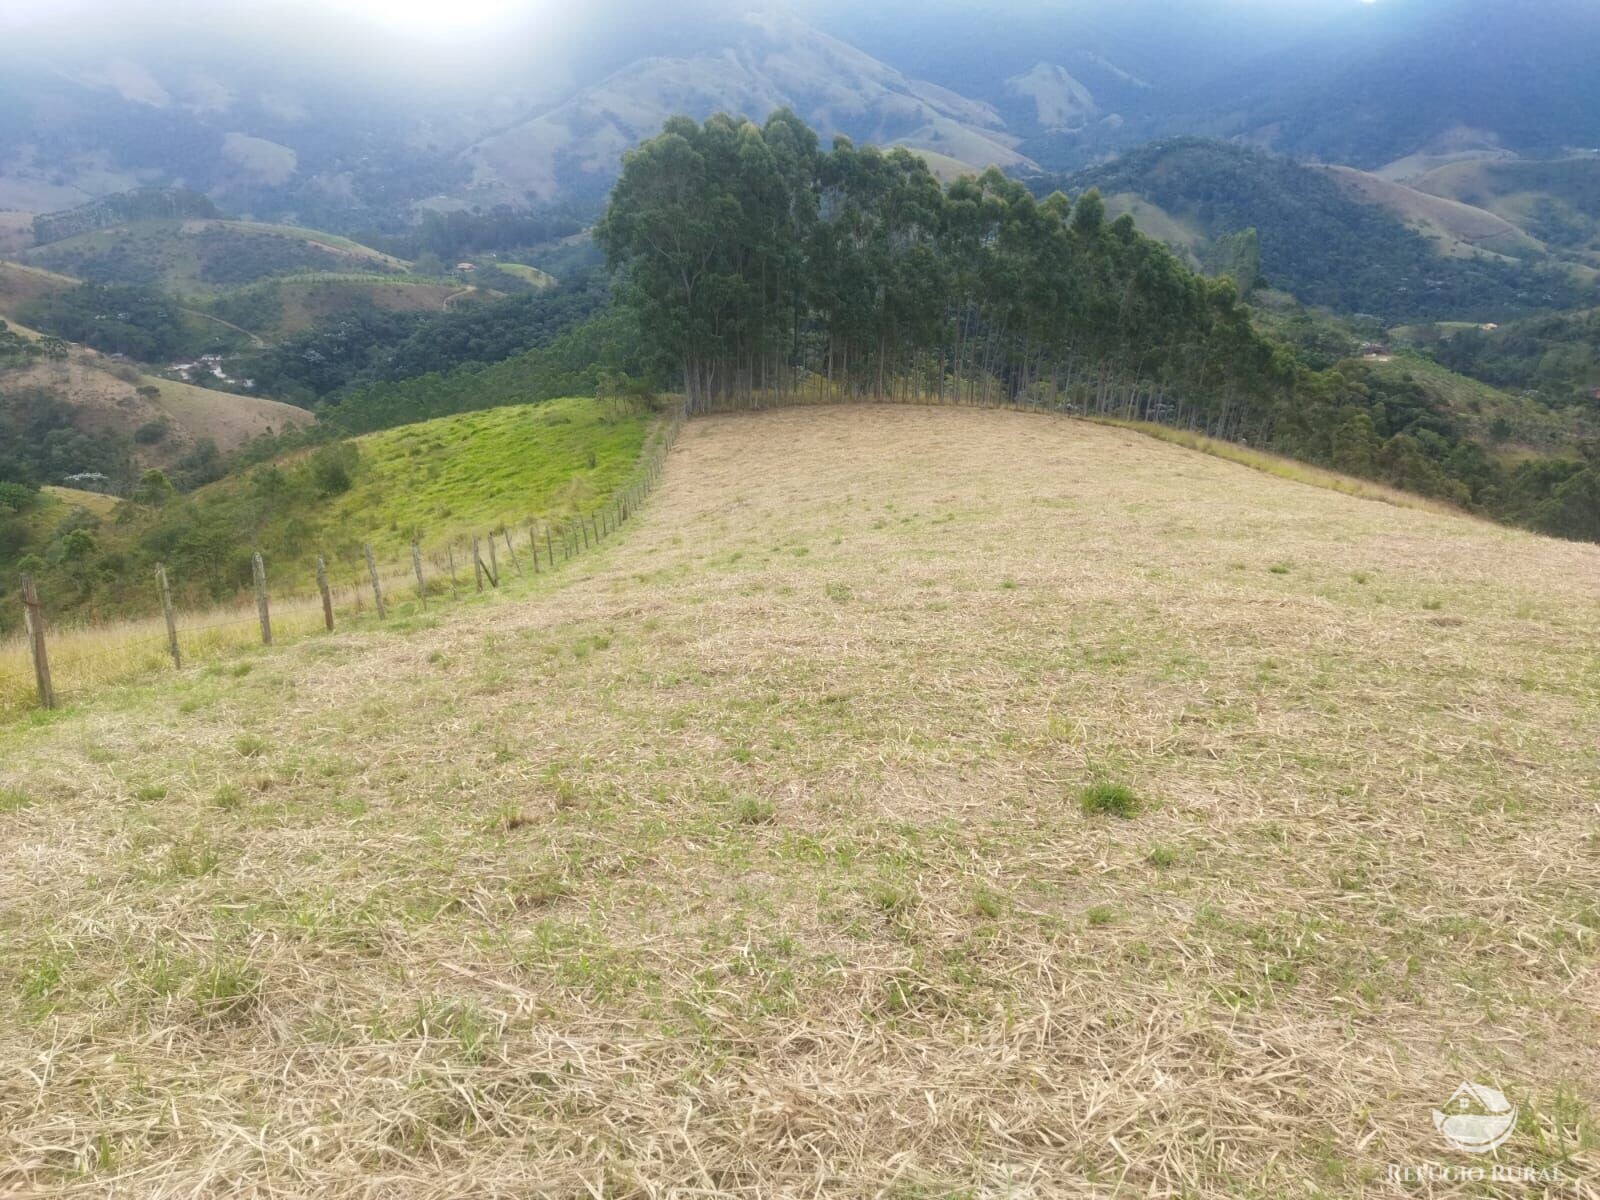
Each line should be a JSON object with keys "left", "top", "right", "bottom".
{"left": 545, "top": 527, "right": 555, "bottom": 568}
{"left": 591, "top": 514, "right": 600, "bottom": 544}
{"left": 580, "top": 518, "right": 590, "bottom": 551}
{"left": 19, "top": 574, "right": 54, "bottom": 710}
{"left": 447, "top": 544, "right": 461, "bottom": 600}
{"left": 528, "top": 525, "right": 540, "bottom": 574}
{"left": 487, "top": 532, "right": 500, "bottom": 584}
{"left": 502, "top": 528, "right": 523, "bottom": 577}
{"left": 316, "top": 556, "right": 334, "bottom": 631}
{"left": 155, "top": 564, "right": 180, "bottom": 669}
{"left": 252, "top": 552, "right": 272, "bottom": 646}
{"left": 363, "top": 543, "right": 387, "bottom": 619}
{"left": 472, "top": 536, "right": 488, "bottom": 590}
{"left": 411, "top": 541, "right": 427, "bottom": 606}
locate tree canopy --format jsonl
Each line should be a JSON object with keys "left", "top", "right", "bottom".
{"left": 598, "top": 111, "right": 1295, "bottom": 438}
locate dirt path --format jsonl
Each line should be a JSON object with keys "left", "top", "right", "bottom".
{"left": 179, "top": 307, "right": 267, "bottom": 349}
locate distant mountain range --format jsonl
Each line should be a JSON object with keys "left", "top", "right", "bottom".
{"left": 0, "top": 0, "right": 1597, "bottom": 226}
{"left": 461, "top": 9, "right": 1032, "bottom": 205}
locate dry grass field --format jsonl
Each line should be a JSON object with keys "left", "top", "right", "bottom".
{"left": 1, "top": 405, "right": 1597, "bottom": 1197}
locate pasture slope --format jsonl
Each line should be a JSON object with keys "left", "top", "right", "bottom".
{"left": 0, "top": 405, "right": 1597, "bottom": 1197}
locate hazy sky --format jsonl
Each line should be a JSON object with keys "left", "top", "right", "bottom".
{"left": 1, "top": 0, "right": 1384, "bottom": 36}
{"left": 1, "top": 0, "right": 541, "bottom": 35}
{"left": 0, "top": 0, "right": 1400, "bottom": 100}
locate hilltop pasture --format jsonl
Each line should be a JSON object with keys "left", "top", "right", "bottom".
{"left": 0, "top": 404, "right": 1595, "bottom": 1196}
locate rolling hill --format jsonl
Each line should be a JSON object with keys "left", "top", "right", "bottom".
{"left": 19, "top": 216, "right": 409, "bottom": 296}
{"left": 1407, "top": 157, "right": 1600, "bottom": 269}
{"left": 2, "top": 198, "right": 505, "bottom": 353}
{"left": 1420, "top": 304, "right": 1600, "bottom": 407}
{"left": 1062, "top": 139, "right": 1595, "bottom": 322}
{"left": 0, "top": 260, "right": 78, "bottom": 316}
{"left": 1314, "top": 165, "right": 1543, "bottom": 262}
{"left": 0, "top": 403, "right": 1595, "bottom": 1194}
{"left": 3, "top": 0, "right": 1598, "bottom": 217}
{"left": 1, "top": 350, "right": 313, "bottom": 466}
{"left": 1341, "top": 351, "right": 1599, "bottom": 460}
{"left": 206, "top": 274, "right": 487, "bottom": 341}
{"left": 1165, "top": 0, "right": 1600, "bottom": 170}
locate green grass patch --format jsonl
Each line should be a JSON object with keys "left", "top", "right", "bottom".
{"left": 1079, "top": 781, "right": 1141, "bottom": 819}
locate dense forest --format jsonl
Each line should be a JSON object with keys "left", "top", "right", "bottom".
{"left": 1430, "top": 309, "right": 1600, "bottom": 402}
{"left": 357, "top": 206, "right": 592, "bottom": 265}
{"left": 0, "top": 387, "right": 132, "bottom": 489}
{"left": 237, "top": 272, "right": 610, "bottom": 404}
{"left": 289, "top": 306, "right": 642, "bottom": 438}
{"left": 598, "top": 113, "right": 1599, "bottom": 541}
{"left": 1058, "top": 140, "right": 1591, "bottom": 322}
{"left": 19, "top": 283, "right": 192, "bottom": 361}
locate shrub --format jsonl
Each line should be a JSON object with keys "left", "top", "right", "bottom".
{"left": 310, "top": 442, "right": 359, "bottom": 496}
{"left": 0, "top": 481, "right": 38, "bottom": 515}
{"left": 131, "top": 469, "right": 175, "bottom": 507}
{"left": 134, "top": 418, "right": 169, "bottom": 444}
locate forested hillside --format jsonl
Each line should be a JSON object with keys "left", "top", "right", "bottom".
{"left": 1431, "top": 308, "right": 1600, "bottom": 403}
{"left": 236, "top": 272, "right": 610, "bottom": 405}
{"left": 1058, "top": 139, "right": 1592, "bottom": 322}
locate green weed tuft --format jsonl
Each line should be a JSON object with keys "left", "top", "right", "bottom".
{"left": 1086, "top": 904, "right": 1119, "bottom": 927}
{"left": 1079, "top": 781, "right": 1140, "bottom": 818}
{"left": 733, "top": 795, "right": 777, "bottom": 825}
{"left": 1145, "top": 843, "right": 1179, "bottom": 868}
{"left": 234, "top": 733, "right": 270, "bottom": 759}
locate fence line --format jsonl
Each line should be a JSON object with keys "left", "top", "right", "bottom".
{"left": 4, "top": 387, "right": 1075, "bottom": 716}
{"left": 2, "top": 399, "right": 689, "bottom": 716}
{"left": 11, "top": 379, "right": 1115, "bottom": 717}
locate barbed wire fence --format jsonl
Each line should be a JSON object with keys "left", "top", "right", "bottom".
{"left": 5, "top": 401, "right": 686, "bottom": 716}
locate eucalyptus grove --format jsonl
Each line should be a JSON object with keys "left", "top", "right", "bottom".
{"left": 598, "top": 110, "right": 1300, "bottom": 440}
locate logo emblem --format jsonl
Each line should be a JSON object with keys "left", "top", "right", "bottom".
{"left": 1433, "top": 1081, "right": 1518, "bottom": 1153}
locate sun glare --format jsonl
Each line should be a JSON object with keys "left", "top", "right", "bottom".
{"left": 331, "top": 0, "right": 521, "bottom": 34}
